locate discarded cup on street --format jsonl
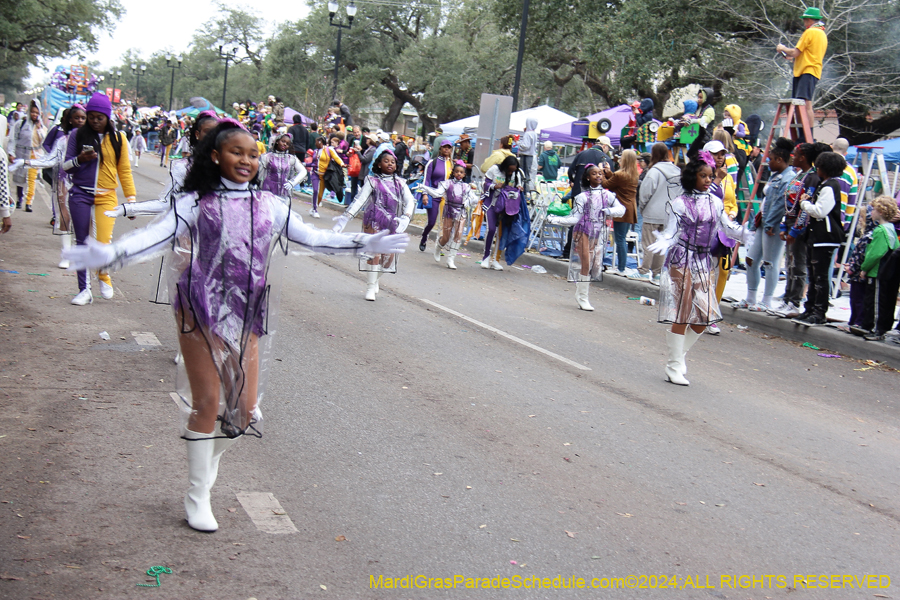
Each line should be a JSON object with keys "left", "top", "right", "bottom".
{"left": 639, "top": 296, "right": 655, "bottom": 306}
{"left": 99, "top": 331, "right": 110, "bottom": 340}
{"left": 531, "top": 265, "right": 547, "bottom": 274}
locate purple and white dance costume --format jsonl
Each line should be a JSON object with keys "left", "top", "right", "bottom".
{"left": 420, "top": 155, "right": 453, "bottom": 248}
{"left": 343, "top": 173, "right": 416, "bottom": 274}
{"left": 652, "top": 190, "right": 752, "bottom": 326}
{"left": 92, "top": 180, "right": 373, "bottom": 437}
{"left": 418, "top": 179, "right": 477, "bottom": 269}
{"left": 550, "top": 186, "right": 625, "bottom": 282}
{"left": 259, "top": 150, "right": 307, "bottom": 203}
{"left": 480, "top": 165, "right": 525, "bottom": 269}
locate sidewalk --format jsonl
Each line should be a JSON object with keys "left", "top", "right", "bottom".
{"left": 299, "top": 192, "right": 900, "bottom": 369}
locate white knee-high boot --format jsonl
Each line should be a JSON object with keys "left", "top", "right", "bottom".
{"left": 681, "top": 329, "right": 703, "bottom": 375}
{"left": 665, "top": 332, "right": 690, "bottom": 386}
{"left": 446, "top": 248, "right": 458, "bottom": 269}
{"left": 59, "top": 234, "right": 73, "bottom": 269}
{"left": 575, "top": 275, "right": 594, "bottom": 311}
{"left": 365, "top": 271, "right": 379, "bottom": 301}
{"left": 433, "top": 239, "right": 443, "bottom": 262}
{"left": 184, "top": 429, "right": 218, "bottom": 532}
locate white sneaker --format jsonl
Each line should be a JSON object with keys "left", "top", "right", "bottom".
{"left": 627, "top": 271, "right": 651, "bottom": 281}
{"left": 490, "top": 259, "right": 504, "bottom": 271}
{"left": 71, "top": 288, "right": 93, "bottom": 305}
{"left": 99, "top": 280, "right": 114, "bottom": 299}
{"left": 614, "top": 269, "right": 627, "bottom": 277}
{"left": 480, "top": 257, "right": 491, "bottom": 269}
{"left": 311, "top": 210, "right": 320, "bottom": 219}
{"left": 58, "top": 258, "right": 70, "bottom": 270}
{"left": 706, "top": 323, "right": 721, "bottom": 335}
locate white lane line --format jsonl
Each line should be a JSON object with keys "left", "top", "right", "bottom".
{"left": 236, "top": 492, "right": 298, "bottom": 534}
{"left": 419, "top": 298, "right": 591, "bottom": 371}
{"left": 131, "top": 331, "right": 161, "bottom": 346}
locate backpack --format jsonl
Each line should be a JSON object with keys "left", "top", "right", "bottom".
{"left": 348, "top": 151, "right": 361, "bottom": 177}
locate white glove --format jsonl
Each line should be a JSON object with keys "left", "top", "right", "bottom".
{"left": 362, "top": 230, "right": 409, "bottom": 255}
{"left": 394, "top": 215, "right": 410, "bottom": 233}
{"left": 332, "top": 213, "right": 351, "bottom": 233}
{"left": 104, "top": 205, "right": 126, "bottom": 218}
{"left": 8, "top": 159, "right": 25, "bottom": 174}
{"left": 546, "top": 215, "right": 560, "bottom": 225}
{"left": 62, "top": 237, "right": 116, "bottom": 271}
{"left": 283, "top": 181, "right": 294, "bottom": 193}
{"left": 647, "top": 238, "right": 672, "bottom": 255}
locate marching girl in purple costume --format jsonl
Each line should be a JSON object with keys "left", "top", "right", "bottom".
{"left": 418, "top": 160, "right": 477, "bottom": 269}
{"left": 259, "top": 132, "right": 307, "bottom": 204}
{"left": 333, "top": 144, "right": 416, "bottom": 301}
{"left": 419, "top": 140, "right": 454, "bottom": 251}
{"left": 25, "top": 105, "right": 86, "bottom": 269}
{"left": 481, "top": 156, "right": 525, "bottom": 271}
{"left": 647, "top": 151, "right": 753, "bottom": 386}
{"left": 64, "top": 121, "right": 408, "bottom": 532}
{"left": 548, "top": 165, "right": 625, "bottom": 311}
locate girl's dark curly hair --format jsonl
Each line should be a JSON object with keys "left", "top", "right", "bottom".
{"left": 815, "top": 151, "right": 847, "bottom": 178}
{"left": 188, "top": 111, "right": 219, "bottom": 148}
{"left": 680, "top": 159, "right": 712, "bottom": 192}
{"left": 371, "top": 150, "right": 397, "bottom": 175}
{"left": 182, "top": 121, "right": 258, "bottom": 195}
{"left": 581, "top": 164, "right": 600, "bottom": 189}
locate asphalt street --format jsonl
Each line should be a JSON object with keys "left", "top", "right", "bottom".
{"left": 0, "top": 161, "right": 897, "bottom": 599}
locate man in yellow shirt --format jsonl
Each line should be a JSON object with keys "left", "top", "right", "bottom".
{"left": 776, "top": 7, "right": 827, "bottom": 134}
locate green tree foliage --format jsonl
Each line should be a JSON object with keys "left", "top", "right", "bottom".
{"left": 0, "top": 0, "right": 123, "bottom": 95}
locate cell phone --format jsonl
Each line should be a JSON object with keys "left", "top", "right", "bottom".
{"left": 82, "top": 145, "right": 94, "bottom": 153}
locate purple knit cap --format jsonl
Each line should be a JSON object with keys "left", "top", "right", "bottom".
{"left": 84, "top": 92, "right": 112, "bottom": 118}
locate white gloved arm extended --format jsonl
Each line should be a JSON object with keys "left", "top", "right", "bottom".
{"left": 332, "top": 213, "right": 351, "bottom": 233}
{"left": 394, "top": 215, "right": 410, "bottom": 233}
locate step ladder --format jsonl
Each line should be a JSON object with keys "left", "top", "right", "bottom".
{"left": 742, "top": 99, "right": 814, "bottom": 209}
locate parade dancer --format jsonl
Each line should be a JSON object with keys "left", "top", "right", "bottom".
{"left": 548, "top": 165, "right": 625, "bottom": 310}
{"left": 480, "top": 156, "right": 524, "bottom": 271}
{"left": 647, "top": 152, "right": 753, "bottom": 386}
{"left": 332, "top": 144, "right": 415, "bottom": 300}
{"left": 63, "top": 93, "right": 136, "bottom": 305}
{"left": 25, "top": 106, "right": 86, "bottom": 268}
{"left": 7, "top": 99, "right": 46, "bottom": 212}
{"left": 419, "top": 140, "right": 454, "bottom": 251}
{"left": 259, "top": 133, "right": 307, "bottom": 204}
{"left": 63, "top": 120, "right": 409, "bottom": 532}
{"left": 130, "top": 130, "right": 147, "bottom": 167}
{"left": 418, "top": 161, "right": 478, "bottom": 269}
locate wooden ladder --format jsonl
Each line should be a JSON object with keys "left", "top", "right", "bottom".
{"left": 743, "top": 99, "right": 813, "bottom": 208}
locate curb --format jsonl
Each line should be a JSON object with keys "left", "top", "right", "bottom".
{"left": 300, "top": 192, "right": 900, "bottom": 369}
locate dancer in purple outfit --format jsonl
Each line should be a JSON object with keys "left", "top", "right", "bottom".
{"left": 64, "top": 120, "right": 408, "bottom": 532}
{"left": 333, "top": 143, "right": 416, "bottom": 301}
{"left": 419, "top": 140, "right": 454, "bottom": 251}
{"left": 548, "top": 165, "right": 625, "bottom": 311}
{"left": 481, "top": 156, "right": 525, "bottom": 271}
{"left": 418, "top": 161, "right": 477, "bottom": 269}
{"left": 648, "top": 152, "right": 753, "bottom": 386}
{"left": 259, "top": 132, "right": 307, "bottom": 203}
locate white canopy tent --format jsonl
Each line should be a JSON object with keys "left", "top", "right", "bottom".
{"left": 440, "top": 105, "right": 576, "bottom": 137}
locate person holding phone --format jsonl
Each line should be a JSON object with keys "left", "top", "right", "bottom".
{"left": 63, "top": 93, "right": 136, "bottom": 305}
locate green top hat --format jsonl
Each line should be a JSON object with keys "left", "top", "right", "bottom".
{"left": 801, "top": 7, "right": 822, "bottom": 19}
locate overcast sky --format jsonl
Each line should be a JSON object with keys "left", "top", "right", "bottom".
{"left": 28, "top": 0, "right": 310, "bottom": 85}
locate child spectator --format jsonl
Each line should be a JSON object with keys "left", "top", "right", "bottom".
{"left": 794, "top": 151, "right": 847, "bottom": 326}
{"left": 857, "top": 196, "right": 900, "bottom": 340}
{"left": 846, "top": 211, "right": 877, "bottom": 335}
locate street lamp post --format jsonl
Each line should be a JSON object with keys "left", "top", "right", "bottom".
{"left": 165, "top": 54, "right": 183, "bottom": 112}
{"left": 131, "top": 63, "right": 147, "bottom": 104}
{"left": 218, "top": 44, "right": 239, "bottom": 111}
{"left": 511, "top": 0, "right": 531, "bottom": 111}
{"left": 327, "top": 1, "right": 357, "bottom": 101}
